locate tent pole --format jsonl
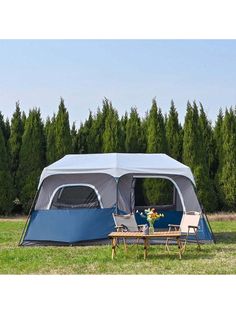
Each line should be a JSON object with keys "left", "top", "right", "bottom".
{"left": 130, "top": 177, "right": 136, "bottom": 213}
{"left": 115, "top": 177, "right": 119, "bottom": 214}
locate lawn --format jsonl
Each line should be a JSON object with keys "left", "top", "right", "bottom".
{"left": 0, "top": 219, "right": 236, "bottom": 274}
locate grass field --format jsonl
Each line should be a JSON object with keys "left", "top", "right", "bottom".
{"left": 0, "top": 219, "right": 236, "bottom": 274}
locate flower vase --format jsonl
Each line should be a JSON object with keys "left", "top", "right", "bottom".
{"left": 149, "top": 223, "right": 154, "bottom": 234}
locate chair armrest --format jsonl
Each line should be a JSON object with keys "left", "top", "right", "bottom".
{"left": 115, "top": 225, "right": 126, "bottom": 232}
{"left": 188, "top": 225, "right": 199, "bottom": 230}
{"left": 168, "top": 224, "right": 180, "bottom": 231}
{"left": 137, "top": 224, "right": 146, "bottom": 231}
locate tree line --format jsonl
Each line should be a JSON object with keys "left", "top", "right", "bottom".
{"left": 0, "top": 97, "right": 235, "bottom": 215}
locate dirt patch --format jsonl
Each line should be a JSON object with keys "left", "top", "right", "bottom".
{"left": 208, "top": 212, "right": 236, "bottom": 221}
{"left": 0, "top": 216, "right": 27, "bottom": 222}
{"left": 1, "top": 213, "right": 236, "bottom": 222}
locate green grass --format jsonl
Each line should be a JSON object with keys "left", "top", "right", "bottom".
{"left": 0, "top": 219, "right": 236, "bottom": 274}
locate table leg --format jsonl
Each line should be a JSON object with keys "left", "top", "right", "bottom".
{"left": 165, "top": 237, "right": 170, "bottom": 253}
{"left": 112, "top": 237, "right": 117, "bottom": 260}
{"left": 176, "top": 237, "right": 182, "bottom": 260}
{"left": 144, "top": 238, "right": 148, "bottom": 260}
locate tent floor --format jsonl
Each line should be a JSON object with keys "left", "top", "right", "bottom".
{"left": 21, "top": 238, "right": 213, "bottom": 246}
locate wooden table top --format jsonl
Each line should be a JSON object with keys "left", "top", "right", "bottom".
{"left": 109, "top": 231, "right": 181, "bottom": 238}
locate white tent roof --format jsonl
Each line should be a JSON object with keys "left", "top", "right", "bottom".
{"left": 39, "top": 153, "right": 195, "bottom": 187}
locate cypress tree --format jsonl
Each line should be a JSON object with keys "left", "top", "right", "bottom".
{"left": 5, "top": 118, "right": 11, "bottom": 143}
{"left": 182, "top": 102, "right": 201, "bottom": 166}
{"left": 119, "top": 112, "right": 128, "bottom": 152}
{"left": 214, "top": 108, "right": 224, "bottom": 208}
{"left": 0, "top": 127, "right": 14, "bottom": 215}
{"left": 146, "top": 99, "right": 168, "bottom": 153}
{"left": 71, "top": 122, "right": 78, "bottom": 153}
{"left": 44, "top": 116, "right": 51, "bottom": 135}
{"left": 214, "top": 108, "right": 224, "bottom": 166}
{"left": 9, "top": 102, "right": 24, "bottom": 191}
{"left": 141, "top": 112, "right": 148, "bottom": 152}
{"left": 218, "top": 108, "right": 236, "bottom": 210}
{"left": 45, "top": 114, "right": 57, "bottom": 164}
{"left": 146, "top": 99, "right": 159, "bottom": 153}
{"left": 102, "top": 101, "right": 119, "bottom": 152}
{"left": 101, "top": 98, "right": 110, "bottom": 119}
{"left": 77, "top": 111, "right": 95, "bottom": 154}
{"left": 0, "top": 112, "right": 11, "bottom": 162}
{"left": 144, "top": 99, "right": 169, "bottom": 204}
{"left": 82, "top": 111, "right": 94, "bottom": 153}
{"left": 164, "top": 113, "right": 168, "bottom": 128}
{"left": 199, "top": 103, "right": 216, "bottom": 178}
{"left": 0, "top": 111, "right": 8, "bottom": 144}
{"left": 22, "top": 111, "right": 26, "bottom": 129}
{"left": 182, "top": 102, "right": 217, "bottom": 211}
{"left": 87, "top": 109, "right": 104, "bottom": 153}
{"left": 166, "top": 100, "right": 183, "bottom": 161}
{"left": 77, "top": 122, "right": 87, "bottom": 154}
{"left": 55, "top": 98, "right": 72, "bottom": 159}
{"left": 125, "top": 107, "right": 145, "bottom": 153}
{"left": 17, "top": 108, "right": 46, "bottom": 211}
{"left": 0, "top": 112, "right": 11, "bottom": 160}
{"left": 89, "top": 99, "right": 115, "bottom": 153}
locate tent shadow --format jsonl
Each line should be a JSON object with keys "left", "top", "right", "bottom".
{"left": 214, "top": 232, "right": 236, "bottom": 244}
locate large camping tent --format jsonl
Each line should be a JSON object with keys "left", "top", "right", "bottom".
{"left": 20, "top": 153, "right": 214, "bottom": 245}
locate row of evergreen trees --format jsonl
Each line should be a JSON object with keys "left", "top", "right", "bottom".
{"left": 0, "top": 98, "right": 235, "bottom": 215}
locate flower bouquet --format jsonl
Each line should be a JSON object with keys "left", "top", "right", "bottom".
{"left": 144, "top": 208, "right": 164, "bottom": 234}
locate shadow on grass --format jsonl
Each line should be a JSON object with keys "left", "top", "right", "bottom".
{"left": 145, "top": 250, "right": 214, "bottom": 261}
{"left": 214, "top": 232, "right": 236, "bottom": 244}
{"left": 113, "top": 245, "right": 214, "bottom": 261}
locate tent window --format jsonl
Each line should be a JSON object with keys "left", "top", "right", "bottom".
{"left": 50, "top": 185, "right": 101, "bottom": 209}
{"left": 134, "top": 178, "right": 174, "bottom": 206}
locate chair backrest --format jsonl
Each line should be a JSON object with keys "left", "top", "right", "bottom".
{"left": 180, "top": 211, "right": 201, "bottom": 234}
{"left": 112, "top": 213, "right": 139, "bottom": 232}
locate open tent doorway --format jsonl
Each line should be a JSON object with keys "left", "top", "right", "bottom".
{"left": 133, "top": 177, "right": 185, "bottom": 229}
{"left": 134, "top": 177, "right": 175, "bottom": 209}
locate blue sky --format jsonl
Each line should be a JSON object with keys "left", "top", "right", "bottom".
{"left": 0, "top": 40, "right": 236, "bottom": 126}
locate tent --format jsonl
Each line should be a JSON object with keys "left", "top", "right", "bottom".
{"left": 20, "top": 153, "right": 214, "bottom": 245}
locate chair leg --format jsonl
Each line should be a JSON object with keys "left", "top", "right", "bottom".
{"left": 143, "top": 238, "right": 148, "bottom": 260}
{"left": 181, "top": 234, "right": 187, "bottom": 254}
{"left": 111, "top": 237, "right": 117, "bottom": 260}
{"left": 165, "top": 237, "right": 170, "bottom": 253}
{"left": 176, "top": 237, "right": 182, "bottom": 260}
{"left": 194, "top": 230, "right": 201, "bottom": 250}
{"left": 123, "top": 238, "right": 127, "bottom": 253}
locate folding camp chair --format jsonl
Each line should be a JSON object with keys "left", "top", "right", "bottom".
{"left": 165, "top": 211, "right": 201, "bottom": 254}
{"left": 112, "top": 213, "right": 146, "bottom": 251}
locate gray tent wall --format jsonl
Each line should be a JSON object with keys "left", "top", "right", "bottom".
{"left": 35, "top": 173, "right": 117, "bottom": 210}
{"left": 35, "top": 172, "right": 201, "bottom": 214}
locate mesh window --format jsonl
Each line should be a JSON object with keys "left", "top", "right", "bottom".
{"left": 50, "top": 185, "right": 101, "bottom": 209}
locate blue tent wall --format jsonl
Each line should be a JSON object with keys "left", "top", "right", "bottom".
{"left": 22, "top": 208, "right": 213, "bottom": 245}
{"left": 22, "top": 208, "right": 116, "bottom": 244}
{"left": 135, "top": 210, "right": 182, "bottom": 228}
